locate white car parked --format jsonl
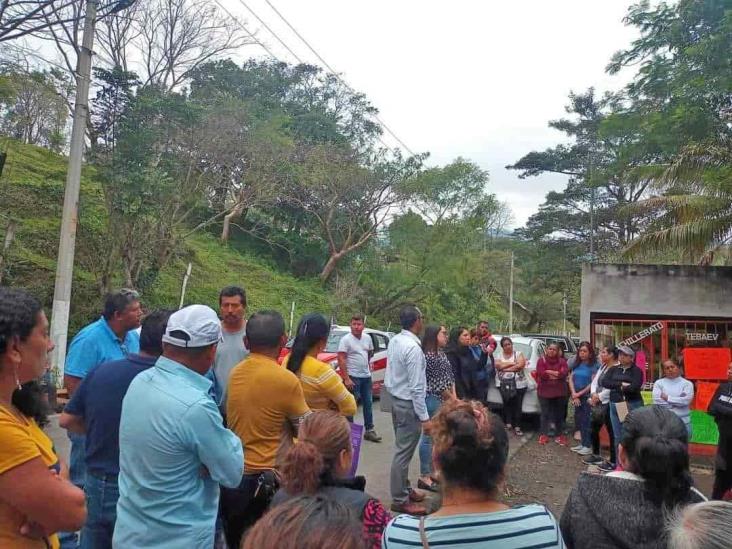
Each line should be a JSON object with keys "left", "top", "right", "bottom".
{"left": 487, "top": 335, "right": 547, "bottom": 414}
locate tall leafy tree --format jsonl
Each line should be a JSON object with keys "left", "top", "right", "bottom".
{"left": 508, "top": 89, "right": 653, "bottom": 252}
{"left": 612, "top": 0, "right": 732, "bottom": 262}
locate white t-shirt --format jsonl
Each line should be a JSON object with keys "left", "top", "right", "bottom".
{"left": 338, "top": 332, "right": 374, "bottom": 378}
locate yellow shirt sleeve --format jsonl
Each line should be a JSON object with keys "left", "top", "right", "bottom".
{"left": 0, "top": 410, "right": 42, "bottom": 475}
{"left": 316, "top": 365, "right": 357, "bottom": 416}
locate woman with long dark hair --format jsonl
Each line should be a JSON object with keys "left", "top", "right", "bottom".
{"left": 445, "top": 326, "right": 491, "bottom": 403}
{"left": 282, "top": 313, "right": 356, "bottom": 416}
{"left": 417, "top": 324, "right": 454, "bottom": 492}
{"left": 584, "top": 345, "right": 618, "bottom": 471}
{"left": 569, "top": 341, "right": 599, "bottom": 456}
{"left": 495, "top": 336, "right": 528, "bottom": 436}
{"left": 0, "top": 288, "right": 86, "bottom": 548}
{"left": 561, "top": 406, "right": 705, "bottom": 549}
{"left": 271, "top": 410, "right": 391, "bottom": 549}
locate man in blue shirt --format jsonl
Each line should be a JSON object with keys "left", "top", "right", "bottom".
{"left": 60, "top": 309, "right": 172, "bottom": 549}
{"left": 61, "top": 289, "right": 142, "bottom": 548}
{"left": 113, "top": 304, "right": 244, "bottom": 549}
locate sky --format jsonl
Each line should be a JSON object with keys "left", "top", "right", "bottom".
{"left": 219, "top": 0, "right": 640, "bottom": 227}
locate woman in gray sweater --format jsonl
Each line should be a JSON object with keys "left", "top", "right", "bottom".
{"left": 560, "top": 406, "right": 705, "bottom": 549}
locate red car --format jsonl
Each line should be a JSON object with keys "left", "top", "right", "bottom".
{"left": 278, "top": 325, "right": 392, "bottom": 397}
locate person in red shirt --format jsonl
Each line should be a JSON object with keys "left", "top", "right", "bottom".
{"left": 536, "top": 343, "right": 569, "bottom": 445}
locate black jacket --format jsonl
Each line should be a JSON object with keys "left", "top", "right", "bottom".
{"left": 446, "top": 346, "right": 491, "bottom": 401}
{"left": 271, "top": 476, "right": 372, "bottom": 516}
{"left": 560, "top": 472, "right": 705, "bottom": 549}
{"left": 708, "top": 381, "right": 732, "bottom": 470}
{"left": 600, "top": 364, "right": 643, "bottom": 403}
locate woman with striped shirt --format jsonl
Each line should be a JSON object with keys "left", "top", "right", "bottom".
{"left": 283, "top": 313, "right": 356, "bottom": 416}
{"left": 383, "top": 399, "right": 565, "bottom": 548}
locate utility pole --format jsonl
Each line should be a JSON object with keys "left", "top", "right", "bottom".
{"left": 562, "top": 293, "right": 567, "bottom": 336}
{"left": 508, "top": 251, "right": 514, "bottom": 334}
{"left": 48, "top": 0, "right": 98, "bottom": 388}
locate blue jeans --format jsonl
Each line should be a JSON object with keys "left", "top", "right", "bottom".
{"left": 352, "top": 376, "right": 374, "bottom": 431}
{"left": 609, "top": 399, "right": 644, "bottom": 455}
{"left": 60, "top": 432, "right": 87, "bottom": 548}
{"left": 418, "top": 395, "right": 442, "bottom": 476}
{"left": 575, "top": 396, "right": 592, "bottom": 448}
{"left": 80, "top": 472, "right": 119, "bottom": 549}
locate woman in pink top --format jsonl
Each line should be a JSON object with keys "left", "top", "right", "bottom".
{"left": 536, "top": 342, "right": 569, "bottom": 446}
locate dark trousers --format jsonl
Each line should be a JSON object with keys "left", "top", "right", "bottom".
{"left": 80, "top": 472, "right": 118, "bottom": 549}
{"left": 590, "top": 403, "right": 616, "bottom": 463}
{"left": 352, "top": 376, "right": 374, "bottom": 431}
{"left": 575, "top": 396, "right": 592, "bottom": 448}
{"left": 503, "top": 388, "right": 526, "bottom": 428}
{"left": 539, "top": 396, "right": 566, "bottom": 436}
{"left": 220, "top": 474, "right": 269, "bottom": 548}
{"left": 712, "top": 468, "right": 732, "bottom": 500}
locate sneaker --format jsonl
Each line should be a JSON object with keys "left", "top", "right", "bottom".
{"left": 577, "top": 446, "right": 593, "bottom": 456}
{"left": 598, "top": 461, "right": 616, "bottom": 472}
{"left": 555, "top": 435, "right": 568, "bottom": 446}
{"left": 364, "top": 430, "right": 382, "bottom": 443}
{"left": 570, "top": 444, "right": 584, "bottom": 453}
{"left": 538, "top": 434, "right": 550, "bottom": 445}
{"left": 390, "top": 501, "right": 428, "bottom": 515}
{"left": 582, "top": 454, "right": 603, "bottom": 465}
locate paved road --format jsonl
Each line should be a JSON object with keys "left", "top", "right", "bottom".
{"left": 47, "top": 402, "right": 532, "bottom": 508}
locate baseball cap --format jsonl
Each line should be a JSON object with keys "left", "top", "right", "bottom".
{"left": 162, "top": 305, "right": 222, "bottom": 348}
{"left": 617, "top": 345, "right": 635, "bottom": 358}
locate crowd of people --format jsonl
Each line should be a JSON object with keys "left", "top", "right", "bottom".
{"left": 1, "top": 286, "right": 732, "bottom": 548}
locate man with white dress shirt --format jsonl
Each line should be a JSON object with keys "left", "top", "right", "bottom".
{"left": 384, "top": 304, "right": 429, "bottom": 515}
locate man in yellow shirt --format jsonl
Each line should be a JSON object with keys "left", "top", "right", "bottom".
{"left": 223, "top": 310, "right": 310, "bottom": 548}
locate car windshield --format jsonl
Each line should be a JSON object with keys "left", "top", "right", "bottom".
{"left": 325, "top": 330, "right": 348, "bottom": 353}
{"left": 494, "top": 341, "right": 532, "bottom": 360}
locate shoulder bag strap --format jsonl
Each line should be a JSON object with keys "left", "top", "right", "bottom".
{"left": 419, "top": 516, "right": 430, "bottom": 549}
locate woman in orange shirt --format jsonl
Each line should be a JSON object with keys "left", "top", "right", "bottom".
{"left": 0, "top": 288, "right": 86, "bottom": 548}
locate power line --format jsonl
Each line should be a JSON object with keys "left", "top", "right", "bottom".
{"left": 210, "top": 0, "right": 279, "bottom": 60}
{"left": 261, "top": 0, "right": 416, "bottom": 156}
{"left": 233, "top": 0, "right": 305, "bottom": 64}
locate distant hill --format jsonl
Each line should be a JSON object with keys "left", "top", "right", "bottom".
{"left": 0, "top": 138, "right": 332, "bottom": 337}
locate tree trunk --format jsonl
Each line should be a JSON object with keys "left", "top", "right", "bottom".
{"left": 0, "top": 221, "right": 16, "bottom": 284}
{"left": 319, "top": 252, "right": 343, "bottom": 284}
{"left": 221, "top": 202, "right": 246, "bottom": 242}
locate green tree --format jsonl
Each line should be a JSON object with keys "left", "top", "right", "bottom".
{"left": 508, "top": 89, "right": 654, "bottom": 253}
{"left": 0, "top": 69, "right": 68, "bottom": 151}
{"left": 611, "top": 0, "right": 732, "bottom": 261}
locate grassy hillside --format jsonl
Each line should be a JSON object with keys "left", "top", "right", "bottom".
{"left": 0, "top": 138, "right": 332, "bottom": 336}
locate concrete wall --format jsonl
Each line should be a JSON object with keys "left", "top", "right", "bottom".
{"left": 580, "top": 263, "right": 732, "bottom": 340}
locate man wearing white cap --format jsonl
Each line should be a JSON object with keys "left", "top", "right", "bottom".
{"left": 113, "top": 305, "right": 244, "bottom": 549}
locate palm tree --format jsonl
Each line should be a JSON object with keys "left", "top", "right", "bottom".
{"left": 623, "top": 136, "right": 732, "bottom": 265}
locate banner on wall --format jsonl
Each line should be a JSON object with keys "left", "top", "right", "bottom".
{"left": 693, "top": 381, "right": 720, "bottom": 412}
{"left": 683, "top": 348, "right": 731, "bottom": 380}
